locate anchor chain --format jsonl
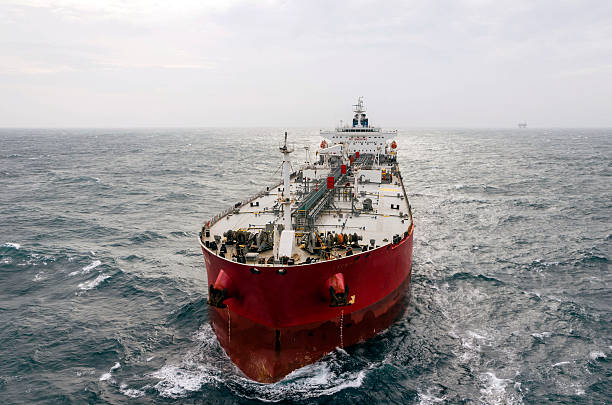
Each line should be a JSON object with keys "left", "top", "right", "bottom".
{"left": 340, "top": 309, "right": 344, "bottom": 349}
{"left": 227, "top": 307, "right": 231, "bottom": 345}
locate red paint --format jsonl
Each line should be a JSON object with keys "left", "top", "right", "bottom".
{"left": 209, "top": 276, "right": 412, "bottom": 382}
{"left": 355, "top": 151, "right": 360, "bottom": 158}
{"left": 327, "top": 272, "right": 346, "bottom": 293}
{"left": 201, "top": 225, "right": 414, "bottom": 382}
{"left": 327, "top": 176, "right": 335, "bottom": 189}
{"left": 341, "top": 164, "right": 347, "bottom": 174}
{"left": 213, "top": 269, "right": 235, "bottom": 297}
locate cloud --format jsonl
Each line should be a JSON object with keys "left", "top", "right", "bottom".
{"left": 100, "top": 63, "right": 216, "bottom": 71}
{"left": 3, "top": 0, "right": 279, "bottom": 23}
{"left": 0, "top": 0, "right": 611, "bottom": 126}
{"left": 554, "top": 64, "right": 612, "bottom": 78}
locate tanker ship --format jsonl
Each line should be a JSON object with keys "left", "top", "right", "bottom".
{"left": 199, "top": 97, "right": 414, "bottom": 382}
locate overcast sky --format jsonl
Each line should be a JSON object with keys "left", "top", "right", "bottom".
{"left": 0, "top": 0, "right": 611, "bottom": 127}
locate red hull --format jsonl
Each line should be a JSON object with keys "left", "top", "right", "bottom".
{"left": 201, "top": 226, "right": 413, "bottom": 382}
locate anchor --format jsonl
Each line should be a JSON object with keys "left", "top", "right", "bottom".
{"left": 207, "top": 284, "right": 227, "bottom": 308}
{"left": 207, "top": 270, "right": 234, "bottom": 308}
{"left": 328, "top": 272, "right": 353, "bottom": 307}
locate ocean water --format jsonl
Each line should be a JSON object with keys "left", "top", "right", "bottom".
{"left": 0, "top": 128, "right": 610, "bottom": 404}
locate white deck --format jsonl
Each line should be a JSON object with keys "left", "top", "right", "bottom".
{"left": 201, "top": 97, "right": 412, "bottom": 266}
{"left": 201, "top": 157, "right": 412, "bottom": 266}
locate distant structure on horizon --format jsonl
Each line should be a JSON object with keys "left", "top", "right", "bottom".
{"left": 518, "top": 121, "right": 527, "bottom": 128}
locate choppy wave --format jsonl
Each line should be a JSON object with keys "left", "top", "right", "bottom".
{"left": 0, "top": 128, "right": 610, "bottom": 404}
{"left": 82, "top": 259, "right": 102, "bottom": 273}
{"left": 478, "top": 372, "right": 521, "bottom": 405}
{"left": 2, "top": 242, "right": 21, "bottom": 249}
{"left": 129, "top": 231, "right": 167, "bottom": 244}
{"left": 69, "top": 259, "right": 102, "bottom": 276}
{"left": 589, "top": 351, "right": 606, "bottom": 360}
{"left": 120, "top": 384, "right": 146, "bottom": 398}
{"left": 78, "top": 273, "right": 111, "bottom": 290}
{"left": 55, "top": 175, "right": 102, "bottom": 184}
{"left": 232, "top": 358, "right": 367, "bottom": 403}
{"left": 100, "top": 362, "right": 121, "bottom": 382}
{"left": 149, "top": 324, "right": 368, "bottom": 402}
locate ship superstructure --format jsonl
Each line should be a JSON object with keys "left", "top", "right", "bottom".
{"left": 199, "top": 97, "right": 414, "bottom": 382}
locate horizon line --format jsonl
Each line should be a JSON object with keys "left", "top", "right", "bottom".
{"left": 1, "top": 125, "right": 611, "bottom": 130}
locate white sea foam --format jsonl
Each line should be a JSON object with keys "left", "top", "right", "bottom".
{"left": 242, "top": 362, "right": 367, "bottom": 402}
{"left": 418, "top": 391, "right": 446, "bottom": 404}
{"left": 152, "top": 324, "right": 367, "bottom": 401}
{"left": 120, "top": 383, "right": 145, "bottom": 398}
{"left": 122, "top": 388, "right": 145, "bottom": 398}
{"left": 152, "top": 365, "right": 219, "bottom": 398}
{"left": 531, "top": 332, "right": 552, "bottom": 340}
{"left": 458, "top": 330, "right": 489, "bottom": 362}
{"left": 467, "top": 330, "right": 487, "bottom": 340}
{"left": 478, "top": 372, "right": 519, "bottom": 405}
{"left": 32, "top": 271, "right": 46, "bottom": 282}
{"left": 100, "top": 362, "right": 121, "bottom": 382}
{"left": 153, "top": 358, "right": 367, "bottom": 401}
{"left": 70, "top": 260, "right": 102, "bottom": 276}
{"left": 589, "top": 351, "right": 606, "bottom": 360}
{"left": 78, "top": 274, "right": 110, "bottom": 290}
{"left": 82, "top": 260, "right": 101, "bottom": 273}
{"left": 76, "top": 369, "right": 96, "bottom": 377}
{"left": 552, "top": 361, "right": 570, "bottom": 367}
{"left": 99, "top": 373, "right": 112, "bottom": 381}
{"left": 3, "top": 242, "right": 20, "bottom": 249}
